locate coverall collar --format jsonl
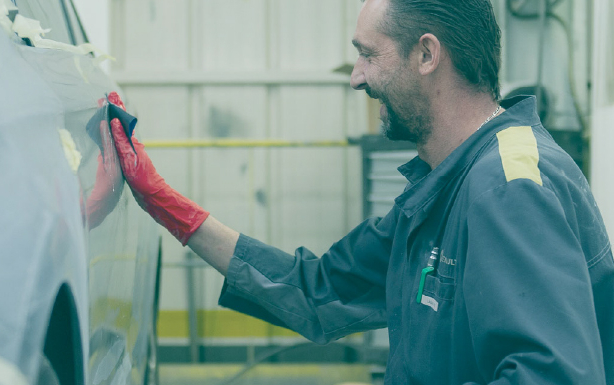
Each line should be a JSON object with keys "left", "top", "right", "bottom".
{"left": 394, "top": 95, "right": 542, "bottom": 218}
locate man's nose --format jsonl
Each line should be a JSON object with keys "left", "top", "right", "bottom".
{"left": 350, "top": 60, "right": 367, "bottom": 90}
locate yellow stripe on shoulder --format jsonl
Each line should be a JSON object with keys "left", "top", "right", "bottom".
{"left": 496, "top": 126, "right": 543, "bottom": 186}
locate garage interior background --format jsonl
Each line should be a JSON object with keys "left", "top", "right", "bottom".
{"left": 72, "top": 0, "right": 613, "bottom": 371}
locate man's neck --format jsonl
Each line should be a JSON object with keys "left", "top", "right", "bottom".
{"left": 418, "top": 89, "right": 500, "bottom": 169}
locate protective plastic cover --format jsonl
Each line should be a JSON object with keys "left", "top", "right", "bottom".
{"left": 0, "top": 11, "right": 159, "bottom": 385}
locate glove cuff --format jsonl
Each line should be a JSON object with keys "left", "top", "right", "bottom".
{"left": 132, "top": 187, "right": 210, "bottom": 246}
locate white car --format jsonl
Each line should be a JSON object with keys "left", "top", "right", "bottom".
{"left": 0, "top": 1, "right": 161, "bottom": 384}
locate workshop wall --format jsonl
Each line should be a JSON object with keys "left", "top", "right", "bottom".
{"left": 109, "top": 0, "right": 368, "bottom": 349}
{"left": 591, "top": 0, "right": 614, "bottom": 237}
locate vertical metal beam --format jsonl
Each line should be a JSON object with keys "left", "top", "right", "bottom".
{"left": 109, "top": 0, "right": 126, "bottom": 71}
{"left": 496, "top": 0, "right": 508, "bottom": 84}
{"left": 186, "top": 0, "right": 200, "bottom": 364}
{"left": 535, "top": 0, "right": 548, "bottom": 114}
{"left": 341, "top": 0, "right": 351, "bottom": 236}
{"left": 185, "top": 251, "right": 199, "bottom": 363}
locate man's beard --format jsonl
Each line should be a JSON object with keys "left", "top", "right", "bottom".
{"left": 382, "top": 101, "right": 433, "bottom": 144}
{"left": 367, "top": 86, "right": 433, "bottom": 144}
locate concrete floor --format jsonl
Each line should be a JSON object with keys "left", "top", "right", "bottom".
{"left": 159, "top": 364, "right": 375, "bottom": 385}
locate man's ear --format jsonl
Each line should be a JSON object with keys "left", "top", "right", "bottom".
{"left": 417, "top": 33, "right": 441, "bottom": 76}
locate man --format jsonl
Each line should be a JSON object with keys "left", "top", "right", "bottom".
{"left": 110, "top": 0, "right": 614, "bottom": 383}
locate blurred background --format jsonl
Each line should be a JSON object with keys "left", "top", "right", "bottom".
{"left": 69, "top": 0, "right": 614, "bottom": 384}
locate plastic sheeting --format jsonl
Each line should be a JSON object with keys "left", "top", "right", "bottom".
{"left": 0, "top": 8, "right": 159, "bottom": 385}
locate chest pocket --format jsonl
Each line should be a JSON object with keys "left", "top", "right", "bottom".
{"left": 423, "top": 274, "right": 456, "bottom": 301}
{"left": 419, "top": 246, "right": 458, "bottom": 309}
{"left": 417, "top": 265, "right": 456, "bottom": 314}
{"left": 423, "top": 247, "right": 457, "bottom": 302}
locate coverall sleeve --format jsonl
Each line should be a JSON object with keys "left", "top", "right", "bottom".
{"left": 218, "top": 207, "right": 398, "bottom": 345}
{"left": 463, "top": 179, "right": 607, "bottom": 384}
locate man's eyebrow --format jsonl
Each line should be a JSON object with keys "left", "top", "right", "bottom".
{"left": 353, "top": 39, "right": 376, "bottom": 54}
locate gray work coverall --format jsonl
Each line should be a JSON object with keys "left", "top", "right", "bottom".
{"left": 219, "top": 96, "right": 614, "bottom": 384}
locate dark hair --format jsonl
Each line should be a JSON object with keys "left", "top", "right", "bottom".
{"left": 380, "top": 0, "right": 502, "bottom": 101}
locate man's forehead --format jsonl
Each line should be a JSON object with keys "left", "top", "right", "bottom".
{"left": 353, "top": 0, "right": 390, "bottom": 48}
{"left": 359, "top": 0, "right": 389, "bottom": 22}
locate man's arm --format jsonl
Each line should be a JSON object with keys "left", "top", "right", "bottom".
{"left": 463, "top": 179, "right": 606, "bottom": 384}
{"left": 217, "top": 213, "right": 395, "bottom": 344}
{"left": 187, "top": 216, "right": 238, "bottom": 276}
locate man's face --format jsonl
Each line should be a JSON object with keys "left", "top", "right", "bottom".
{"left": 350, "top": 0, "right": 433, "bottom": 144}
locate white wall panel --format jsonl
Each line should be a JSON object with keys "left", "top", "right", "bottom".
{"left": 344, "top": 0, "right": 363, "bottom": 64}
{"left": 275, "top": 0, "right": 346, "bottom": 70}
{"left": 276, "top": 87, "right": 346, "bottom": 140}
{"left": 211, "top": 149, "right": 270, "bottom": 241}
{"left": 114, "top": 0, "right": 191, "bottom": 72}
{"left": 197, "top": 87, "right": 269, "bottom": 138}
{"left": 346, "top": 88, "right": 369, "bottom": 137}
{"left": 192, "top": 87, "right": 269, "bottom": 238}
{"left": 269, "top": 86, "right": 350, "bottom": 254}
{"left": 197, "top": 268, "right": 226, "bottom": 309}
{"left": 271, "top": 148, "right": 351, "bottom": 256}
{"left": 199, "top": 0, "right": 268, "bottom": 71}
{"left": 159, "top": 269, "right": 188, "bottom": 311}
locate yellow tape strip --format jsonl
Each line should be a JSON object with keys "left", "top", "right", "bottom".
{"left": 141, "top": 139, "right": 352, "bottom": 149}
{"left": 496, "top": 126, "right": 543, "bottom": 186}
{"left": 160, "top": 364, "right": 371, "bottom": 381}
{"left": 89, "top": 254, "right": 136, "bottom": 268}
{"left": 158, "top": 310, "right": 299, "bottom": 339}
{"left": 92, "top": 300, "right": 359, "bottom": 340}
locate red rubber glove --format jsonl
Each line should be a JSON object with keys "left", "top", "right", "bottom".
{"left": 107, "top": 92, "right": 126, "bottom": 111}
{"left": 85, "top": 119, "right": 124, "bottom": 229}
{"left": 84, "top": 96, "right": 124, "bottom": 229}
{"left": 108, "top": 92, "right": 209, "bottom": 245}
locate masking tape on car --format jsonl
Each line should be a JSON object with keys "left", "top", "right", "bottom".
{"left": 0, "top": 5, "right": 13, "bottom": 34}
{"left": 35, "top": 38, "right": 90, "bottom": 55}
{"left": 58, "top": 128, "right": 82, "bottom": 174}
{"left": 0, "top": 357, "right": 28, "bottom": 385}
{"left": 11, "top": 14, "right": 115, "bottom": 65}
{"left": 92, "top": 53, "right": 116, "bottom": 67}
{"left": 11, "top": 14, "right": 50, "bottom": 41}
{"left": 33, "top": 37, "right": 115, "bottom": 66}
{"left": 74, "top": 56, "right": 90, "bottom": 84}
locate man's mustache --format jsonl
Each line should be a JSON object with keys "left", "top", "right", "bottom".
{"left": 365, "top": 86, "right": 380, "bottom": 100}
{"left": 366, "top": 87, "right": 389, "bottom": 105}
